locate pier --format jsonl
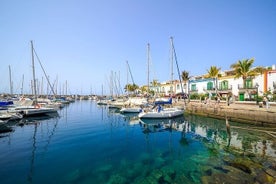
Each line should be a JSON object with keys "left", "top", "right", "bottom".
{"left": 179, "top": 100, "right": 276, "bottom": 127}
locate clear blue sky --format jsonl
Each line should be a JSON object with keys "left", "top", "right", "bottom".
{"left": 1, "top": 0, "right": 275, "bottom": 95}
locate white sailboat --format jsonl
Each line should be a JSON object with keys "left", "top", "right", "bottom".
{"left": 138, "top": 97, "right": 184, "bottom": 119}
{"left": 119, "top": 61, "right": 146, "bottom": 113}
{"left": 138, "top": 38, "right": 184, "bottom": 119}
{"left": 16, "top": 41, "right": 58, "bottom": 117}
{"left": 120, "top": 106, "right": 142, "bottom": 113}
{"left": 138, "top": 108, "right": 184, "bottom": 119}
{"left": 119, "top": 97, "right": 147, "bottom": 113}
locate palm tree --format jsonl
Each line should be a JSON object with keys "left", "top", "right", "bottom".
{"left": 206, "top": 66, "right": 221, "bottom": 94}
{"left": 181, "top": 70, "right": 190, "bottom": 94}
{"left": 150, "top": 79, "right": 160, "bottom": 96}
{"left": 124, "top": 83, "right": 139, "bottom": 95}
{"left": 230, "top": 58, "right": 265, "bottom": 88}
{"left": 140, "top": 85, "right": 147, "bottom": 94}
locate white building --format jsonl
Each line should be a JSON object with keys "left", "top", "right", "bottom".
{"left": 187, "top": 66, "right": 276, "bottom": 101}
{"left": 149, "top": 65, "right": 276, "bottom": 101}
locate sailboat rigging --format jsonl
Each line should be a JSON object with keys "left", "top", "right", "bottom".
{"left": 31, "top": 42, "right": 56, "bottom": 97}
{"left": 15, "top": 41, "right": 58, "bottom": 116}
{"left": 138, "top": 37, "right": 184, "bottom": 119}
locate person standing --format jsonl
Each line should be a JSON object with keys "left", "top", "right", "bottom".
{"left": 263, "top": 96, "right": 269, "bottom": 109}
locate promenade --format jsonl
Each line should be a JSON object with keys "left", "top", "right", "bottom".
{"left": 175, "top": 100, "right": 276, "bottom": 127}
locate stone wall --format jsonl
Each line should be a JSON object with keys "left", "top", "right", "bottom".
{"left": 184, "top": 102, "right": 276, "bottom": 127}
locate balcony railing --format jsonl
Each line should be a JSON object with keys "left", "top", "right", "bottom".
{"left": 217, "top": 85, "right": 232, "bottom": 91}
{"left": 238, "top": 84, "right": 258, "bottom": 90}
{"left": 203, "top": 87, "right": 215, "bottom": 91}
{"left": 190, "top": 88, "right": 198, "bottom": 92}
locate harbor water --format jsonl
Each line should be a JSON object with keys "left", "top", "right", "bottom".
{"left": 0, "top": 100, "right": 275, "bottom": 184}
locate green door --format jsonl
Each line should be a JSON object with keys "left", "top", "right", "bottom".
{"left": 239, "top": 93, "right": 244, "bottom": 101}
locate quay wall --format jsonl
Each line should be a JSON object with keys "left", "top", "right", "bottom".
{"left": 176, "top": 100, "right": 276, "bottom": 127}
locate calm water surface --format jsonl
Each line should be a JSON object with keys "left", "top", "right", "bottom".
{"left": 0, "top": 100, "right": 275, "bottom": 184}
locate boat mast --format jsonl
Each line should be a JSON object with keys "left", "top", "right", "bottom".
{"left": 32, "top": 47, "right": 57, "bottom": 97}
{"left": 66, "top": 80, "right": 68, "bottom": 96}
{"left": 31, "top": 41, "right": 37, "bottom": 102}
{"left": 21, "top": 74, "right": 24, "bottom": 96}
{"left": 126, "top": 61, "right": 129, "bottom": 96}
{"left": 147, "top": 43, "right": 150, "bottom": 96}
{"left": 9, "top": 65, "right": 13, "bottom": 95}
{"left": 171, "top": 36, "right": 185, "bottom": 104}
{"left": 170, "top": 37, "right": 174, "bottom": 96}
{"left": 126, "top": 60, "right": 135, "bottom": 85}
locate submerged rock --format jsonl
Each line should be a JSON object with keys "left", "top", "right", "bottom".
{"left": 154, "top": 156, "right": 165, "bottom": 167}
{"left": 201, "top": 171, "right": 254, "bottom": 184}
{"left": 223, "top": 157, "right": 262, "bottom": 174}
{"left": 150, "top": 169, "right": 163, "bottom": 180}
{"left": 255, "top": 169, "right": 276, "bottom": 184}
{"left": 65, "top": 169, "right": 81, "bottom": 183}
{"left": 107, "top": 174, "right": 127, "bottom": 184}
{"left": 174, "top": 173, "right": 194, "bottom": 184}
{"left": 97, "top": 164, "right": 113, "bottom": 172}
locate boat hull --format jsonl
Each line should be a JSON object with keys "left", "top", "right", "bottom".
{"left": 22, "top": 108, "right": 57, "bottom": 116}
{"left": 120, "top": 107, "right": 142, "bottom": 113}
{"left": 138, "top": 108, "right": 184, "bottom": 119}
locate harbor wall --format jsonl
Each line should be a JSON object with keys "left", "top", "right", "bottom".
{"left": 180, "top": 101, "right": 276, "bottom": 127}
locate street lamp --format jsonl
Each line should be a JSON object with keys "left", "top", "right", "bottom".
{"left": 255, "top": 83, "right": 259, "bottom": 105}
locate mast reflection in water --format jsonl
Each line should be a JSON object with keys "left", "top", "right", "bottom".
{"left": 0, "top": 101, "right": 275, "bottom": 184}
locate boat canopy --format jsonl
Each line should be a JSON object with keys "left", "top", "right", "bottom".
{"left": 0, "top": 101, "right": 13, "bottom": 106}
{"left": 154, "top": 98, "right": 172, "bottom": 105}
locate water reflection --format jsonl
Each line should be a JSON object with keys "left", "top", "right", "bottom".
{"left": 183, "top": 115, "right": 276, "bottom": 158}
{"left": 21, "top": 114, "right": 60, "bottom": 184}
{"left": 1, "top": 101, "right": 275, "bottom": 184}
{"left": 120, "top": 113, "right": 140, "bottom": 125}
{"left": 130, "top": 114, "right": 276, "bottom": 159}
{"left": 139, "top": 116, "right": 186, "bottom": 134}
{"left": 0, "top": 113, "right": 60, "bottom": 184}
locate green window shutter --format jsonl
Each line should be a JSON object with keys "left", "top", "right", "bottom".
{"left": 191, "top": 84, "right": 196, "bottom": 91}
{"left": 245, "top": 79, "right": 252, "bottom": 88}
{"left": 207, "top": 82, "right": 213, "bottom": 90}
{"left": 221, "top": 80, "right": 228, "bottom": 90}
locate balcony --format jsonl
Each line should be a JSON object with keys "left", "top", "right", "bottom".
{"left": 189, "top": 88, "right": 198, "bottom": 94}
{"left": 203, "top": 87, "right": 216, "bottom": 93}
{"left": 238, "top": 84, "right": 258, "bottom": 93}
{"left": 217, "top": 85, "right": 232, "bottom": 93}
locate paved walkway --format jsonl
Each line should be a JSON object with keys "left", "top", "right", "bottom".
{"left": 176, "top": 100, "right": 276, "bottom": 113}
{"left": 223, "top": 103, "right": 276, "bottom": 112}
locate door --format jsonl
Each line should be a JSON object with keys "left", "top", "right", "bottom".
{"left": 239, "top": 93, "right": 244, "bottom": 101}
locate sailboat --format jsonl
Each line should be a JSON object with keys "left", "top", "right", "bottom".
{"left": 13, "top": 41, "right": 58, "bottom": 117}
{"left": 138, "top": 97, "right": 184, "bottom": 119}
{"left": 138, "top": 38, "right": 184, "bottom": 119}
{"left": 119, "top": 61, "right": 147, "bottom": 113}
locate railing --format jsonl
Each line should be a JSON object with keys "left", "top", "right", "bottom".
{"left": 190, "top": 88, "right": 198, "bottom": 92}
{"left": 217, "top": 85, "right": 232, "bottom": 91}
{"left": 203, "top": 87, "right": 215, "bottom": 91}
{"left": 238, "top": 84, "right": 258, "bottom": 89}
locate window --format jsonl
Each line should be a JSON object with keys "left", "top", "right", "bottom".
{"left": 245, "top": 79, "right": 252, "bottom": 88}
{"left": 191, "top": 84, "right": 197, "bottom": 91}
{"left": 207, "top": 82, "right": 213, "bottom": 90}
{"left": 220, "top": 80, "right": 228, "bottom": 90}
